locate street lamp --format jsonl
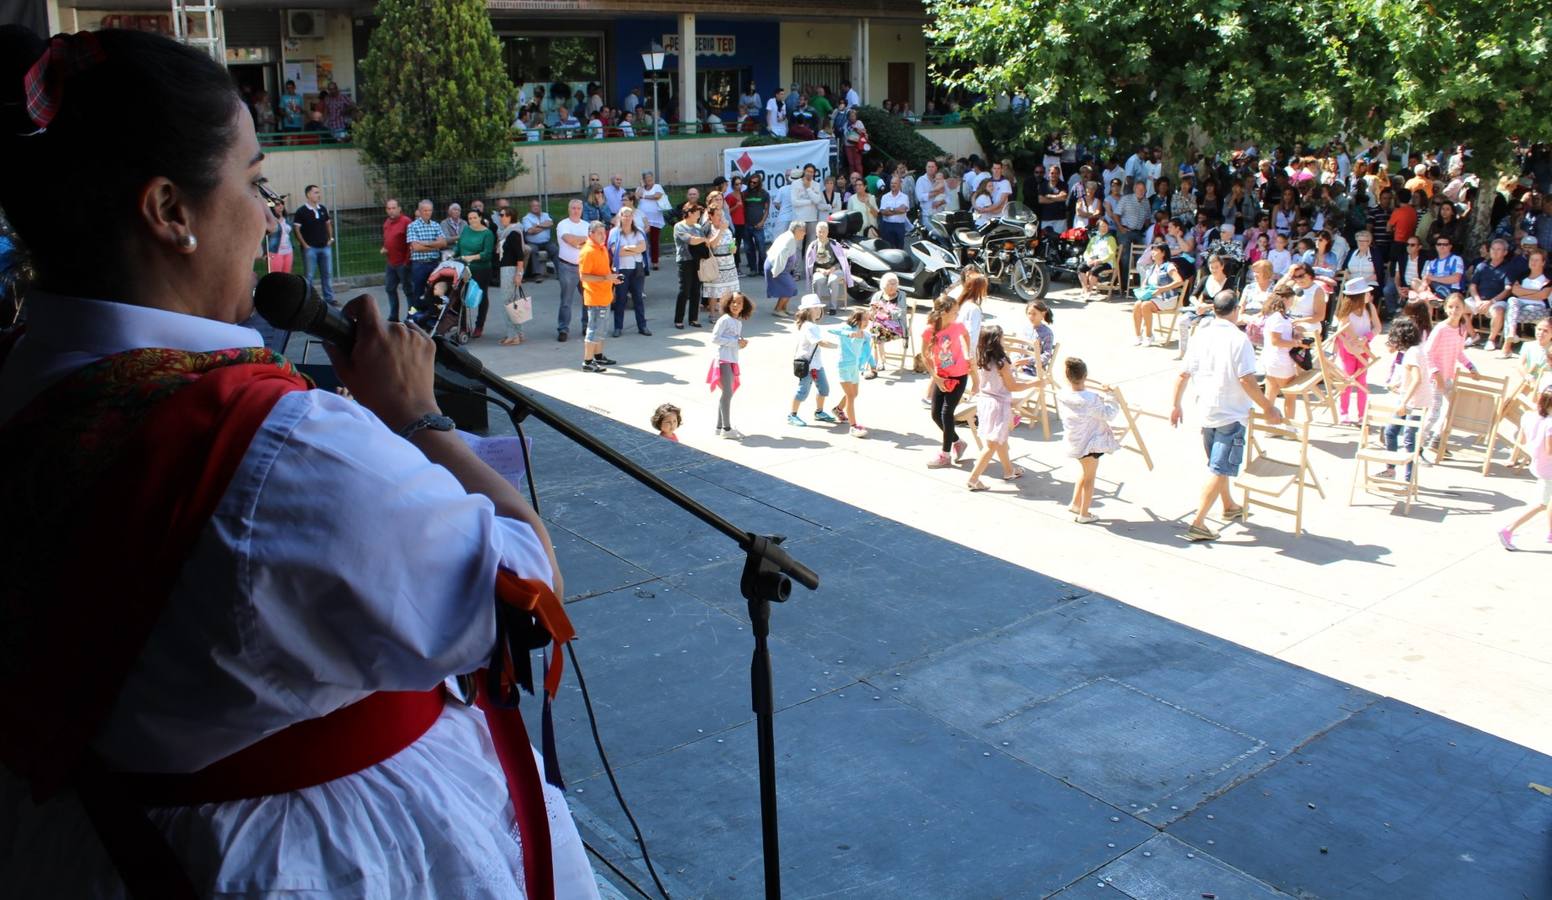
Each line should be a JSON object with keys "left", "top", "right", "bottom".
{"left": 640, "top": 43, "right": 665, "bottom": 181}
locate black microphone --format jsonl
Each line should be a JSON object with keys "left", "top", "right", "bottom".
{"left": 253, "top": 271, "right": 356, "bottom": 353}
{"left": 253, "top": 271, "right": 477, "bottom": 398}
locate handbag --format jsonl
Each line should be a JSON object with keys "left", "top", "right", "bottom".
{"left": 793, "top": 343, "right": 819, "bottom": 379}
{"left": 698, "top": 255, "right": 720, "bottom": 283}
{"left": 504, "top": 284, "right": 533, "bottom": 325}
{"left": 463, "top": 277, "right": 484, "bottom": 309}
{"left": 1290, "top": 341, "right": 1314, "bottom": 371}
{"left": 1132, "top": 283, "right": 1157, "bottom": 302}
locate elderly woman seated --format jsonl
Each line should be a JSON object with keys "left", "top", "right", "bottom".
{"left": 804, "top": 220, "right": 853, "bottom": 314}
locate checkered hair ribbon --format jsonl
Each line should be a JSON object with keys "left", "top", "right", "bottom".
{"left": 22, "top": 31, "right": 105, "bottom": 133}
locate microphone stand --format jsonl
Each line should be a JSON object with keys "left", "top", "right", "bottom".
{"left": 435, "top": 336, "right": 814, "bottom": 900}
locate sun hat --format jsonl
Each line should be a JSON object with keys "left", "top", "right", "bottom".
{"left": 796, "top": 293, "right": 825, "bottom": 311}
{"left": 1342, "top": 277, "right": 1371, "bottom": 296}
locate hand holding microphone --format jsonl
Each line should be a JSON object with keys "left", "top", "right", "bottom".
{"left": 254, "top": 273, "right": 440, "bottom": 434}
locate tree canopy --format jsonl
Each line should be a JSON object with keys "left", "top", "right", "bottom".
{"left": 354, "top": 0, "right": 523, "bottom": 202}
{"left": 926, "top": 0, "right": 1549, "bottom": 169}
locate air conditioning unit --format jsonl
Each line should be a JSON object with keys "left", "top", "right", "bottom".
{"left": 286, "top": 9, "right": 326, "bottom": 39}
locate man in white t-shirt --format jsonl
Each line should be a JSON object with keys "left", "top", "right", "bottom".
{"left": 915, "top": 160, "right": 947, "bottom": 217}
{"left": 987, "top": 161, "right": 1013, "bottom": 216}
{"left": 554, "top": 199, "right": 590, "bottom": 341}
{"left": 842, "top": 80, "right": 860, "bottom": 109}
{"left": 879, "top": 176, "right": 911, "bottom": 250}
{"left": 1170, "top": 290, "right": 1282, "bottom": 542}
{"left": 1102, "top": 159, "right": 1127, "bottom": 194}
{"left": 766, "top": 87, "right": 789, "bottom": 137}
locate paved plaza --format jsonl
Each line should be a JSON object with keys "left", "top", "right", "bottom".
{"left": 414, "top": 265, "right": 1552, "bottom": 756}
{"left": 347, "top": 267, "right": 1552, "bottom": 897}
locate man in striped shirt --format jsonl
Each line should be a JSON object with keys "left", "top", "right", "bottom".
{"left": 1114, "top": 180, "right": 1151, "bottom": 287}
{"left": 407, "top": 199, "right": 447, "bottom": 312}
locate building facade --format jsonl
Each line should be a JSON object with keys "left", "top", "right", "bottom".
{"left": 45, "top": 0, "right": 928, "bottom": 128}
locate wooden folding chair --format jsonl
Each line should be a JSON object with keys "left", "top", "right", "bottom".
{"left": 1279, "top": 342, "right": 1340, "bottom": 425}
{"left": 1152, "top": 298, "right": 1184, "bottom": 347}
{"left": 1126, "top": 243, "right": 1147, "bottom": 289}
{"left": 1234, "top": 413, "right": 1324, "bottom": 535}
{"left": 1350, "top": 400, "right": 1424, "bottom": 514}
{"left": 1437, "top": 371, "right": 1509, "bottom": 468}
{"left": 1484, "top": 388, "right": 1535, "bottom": 474}
{"left": 1094, "top": 259, "right": 1122, "bottom": 301}
{"left": 1319, "top": 334, "right": 1368, "bottom": 421}
{"left": 1105, "top": 384, "right": 1154, "bottom": 471}
{"left": 1011, "top": 342, "right": 1060, "bottom": 439}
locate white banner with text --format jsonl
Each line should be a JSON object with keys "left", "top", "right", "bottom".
{"left": 721, "top": 139, "right": 831, "bottom": 190}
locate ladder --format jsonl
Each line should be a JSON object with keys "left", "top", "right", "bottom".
{"left": 171, "top": 0, "right": 225, "bottom": 63}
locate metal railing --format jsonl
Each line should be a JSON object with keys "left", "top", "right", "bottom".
{"left": 256, "top": 114, "right": 971, "bottom": 150}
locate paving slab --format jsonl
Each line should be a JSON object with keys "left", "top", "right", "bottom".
{"left": 1170, "top": 699, "right": 1552, "bottom": 899}
{"left": 1069, "top": 833, "right": 1295, "bottom": 899}
{"left": 569, "top": 689, "right": 1155, "bottom": 900}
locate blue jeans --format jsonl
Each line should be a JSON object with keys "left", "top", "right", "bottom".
{"left": 612, "top": 265, "right": 647, "bottom": 332}
{"left": 1383, "top": 414, "right": 1421, "bottom": 481}
{"left": 744, "top": 224, "right": 767, "bottom": 274}
{"left": 304, "top": 246, "right": 334, "bottom": 303}
{"left": 384, "top": 262, "right": 412, "bottom": 320}
{"left": 1201, "top": 421, "right": 1247, "bottom": 477}
{"left": 409, "top": 259, "right": 438, "bottom": 312}
{"left": 557, "top": 261, "right": 580, "bottom": 335}
{"left": 881, "top": 221, "right": 908, "bottom": 250}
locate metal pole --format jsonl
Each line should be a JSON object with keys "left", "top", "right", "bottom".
{"left": 651, "top": 76, "right": 661, "bottom": 181}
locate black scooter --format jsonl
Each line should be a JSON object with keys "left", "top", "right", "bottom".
{"left": 828, "top": 210, "right": 958, "bottom": 302}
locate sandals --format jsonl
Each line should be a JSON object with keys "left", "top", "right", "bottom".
{"left": 967, "top": 480, "right": 989, "bottom": 492}
{"left": 499, "top": 336, "right": 523, "bottom": 346}
{"left": 1004, "top": 467, "right": 1024, "bottom": 481}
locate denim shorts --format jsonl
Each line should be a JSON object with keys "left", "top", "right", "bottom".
{"left": 1201, "top": 420, "right": 1247, "bottom": 477}
{"left": 583, "top": 305, "right": 609, "bottom": 342}
{"left": 795, "top": 366, "right": 830, "bottom": 401}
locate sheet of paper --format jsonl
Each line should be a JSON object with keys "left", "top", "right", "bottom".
{"left": 457, "top": 431, "right": 532, "bottom": 489}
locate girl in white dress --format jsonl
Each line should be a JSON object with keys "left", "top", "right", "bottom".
{"left": 1057, "top": 357, "right": 1121, "bottom": 524}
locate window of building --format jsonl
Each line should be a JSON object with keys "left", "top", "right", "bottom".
{"left": 500, "top": 32, "right": 605, "bottom": 109}
{"left": 791, "top": 58, "right": 850, "bottom": 97}
{"left": 698, "top": 67, "right": 751, "bottom": 114}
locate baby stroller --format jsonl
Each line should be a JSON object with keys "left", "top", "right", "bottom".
{"left": 410, "top": 259, "right": 475, "bottom": 344}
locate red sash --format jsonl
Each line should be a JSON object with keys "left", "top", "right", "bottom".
{"left": 0, "top": 340, "right": 572, "bottom": 899}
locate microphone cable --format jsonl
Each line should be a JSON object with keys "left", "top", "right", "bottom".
{"left": 462, "top": 385, "right": 672, "bottom": 900}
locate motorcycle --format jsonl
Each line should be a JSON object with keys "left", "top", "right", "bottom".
{"left": 825, "top": 210, "right": 959, "bottom": 302}
{"left": 1039, "top": 225, "right": 1089, "bottom": 283}
{"left": 923, "top": 202, "right": 1049, "bottom": 302}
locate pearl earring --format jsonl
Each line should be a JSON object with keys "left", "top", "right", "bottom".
{"left": 179, "top": 234, "right": 198, "bottom": 250}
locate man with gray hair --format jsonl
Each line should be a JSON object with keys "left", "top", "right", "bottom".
{"left": 406, "top": 199, "right": 447, "bottom": 315}
{"left": 554, "top": 198, "right": 590, "bottom": 341}
{"left": 1170, "top": 289, "right": 1283, "bottom": 542}
{"left": 603, "top": 173, "right": 627, "bottom": 216}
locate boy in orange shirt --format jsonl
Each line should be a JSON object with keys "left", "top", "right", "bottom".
{"left": 579, "top": 220, "right": 622, "bottom": 372}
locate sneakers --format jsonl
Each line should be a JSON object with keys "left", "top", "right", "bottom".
{"left": 1184, "top": 523, "right": 1219, "bottom": 542}
{"left": 722, "top": 428, "right": 745, "bottom": 440}
{"left": 831, "top": 406, "right": 850, "bottom": 423}
{"left": 952, "top": 439, "right": 968, "bottom": 462}
{"left": 926, "top": 453, "right": 952, "bottom": 469}
{"left": 1074, "top": 513, "right": 1100, "bottom": 525}
{"left": 1498, "top": 527, "right": 1517, "bottom": 551}
{"left": 787, "top": 413, "right": 807, "bottom": 427}
{"left": 595, "top": 354, "right": 618, "bottom": 366}
{"left": 1134, "top": 335, "right": 1145, "bottom": 346}
{"left": 1377, "top": 466, "right": 1397, "bottom": 480}
{"left": 813, "top": 410, "right": 838, "bottom": 423}
{"left": 850, "top": 425, "right": 869, "bottom": 438}
{"left": 582, "top": 359, "right": 606, "bottom": 373}
{"left": 558, "top": 332, "right": 569, "bottom": 342}
{"left": 1142, "top": 334, "right": 1156, "bottom": 347}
